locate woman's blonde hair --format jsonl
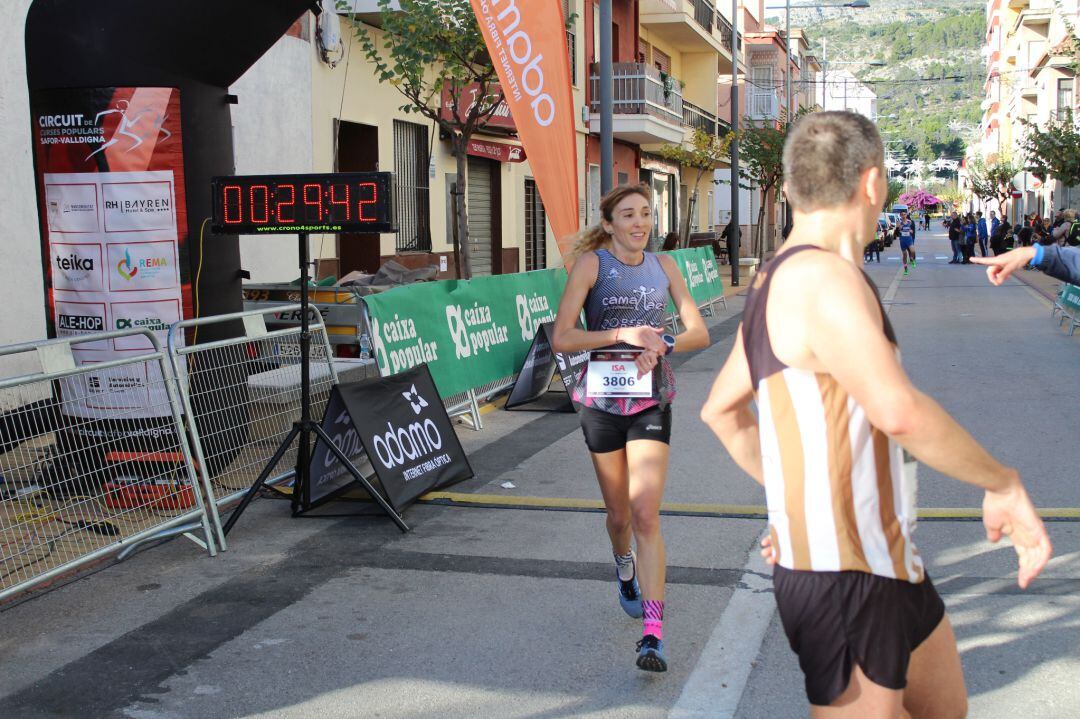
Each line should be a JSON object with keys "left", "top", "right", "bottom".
{"left": 568, "top": 183, "right": 653, "bottom": 260}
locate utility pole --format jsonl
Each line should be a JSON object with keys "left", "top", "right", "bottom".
{"left": 599, "top": 0, "right": 613, "bottom": 194}
{"left": 730, "top": 0, "right": 741, "bottom": 286}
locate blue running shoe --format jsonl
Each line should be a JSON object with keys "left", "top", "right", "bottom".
{"left": 636, "top": 635, "right": 667, "bottom": 672}
{"left": 618, "top": 570, "right": 643, "bottom": 618}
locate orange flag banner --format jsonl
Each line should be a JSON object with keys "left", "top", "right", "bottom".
{"left": 469, "top": 0, "right": 580, "bottom": 259}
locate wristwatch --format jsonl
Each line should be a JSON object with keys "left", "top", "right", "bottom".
{"left": 661, "top": 333, "right": 676, "bottom": 356}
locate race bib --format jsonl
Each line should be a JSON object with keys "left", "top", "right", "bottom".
{"left": 585, "top": 350, "right": 652, "bottom": 398}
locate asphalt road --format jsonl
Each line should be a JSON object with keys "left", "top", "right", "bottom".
{"left": 1, "top": 226, "right": 1077, "bottom": 719}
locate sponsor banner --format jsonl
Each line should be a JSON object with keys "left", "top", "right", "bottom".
{"left": 31, "top": 87, "right": 189, "bottom": 420}
{"left": 307, "top": 390, "right": 373, "bottom": 506}
{"left": 312, "top": 365, "right": 473, "bottom": 512}
{"left": 110, "top": 299, "right": 182, "bottom": 351}
{"left": 1063, "top": 284, "right": 1080, "bottom": 313}
{"left": 55, "top": 300, "right": 108, "bottom": 349}
{"left": 468, "top": 0, "right": 580, "bottom": 257}
{"left": 107, "top": 240, "right": 179, "bottom": 292}
{"left": 660, "top": 247, "right": 725, "bottom": 312}
{"left": 505, "top": 322, "right": 582, "bottom": 412}
{"left": 362, "top": 268, "right": 566, "bottom": 399}
{"left": 51, "top": 242, "right": 104, "bottom": 291}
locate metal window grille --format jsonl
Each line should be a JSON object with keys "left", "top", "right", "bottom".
{"left": 525, "top": 178, "right": 547, "bottom": 271}
{"left": 393, "top": 120, "right": 431, "bottom": 253}
{"left": 567, "top": 29, "right": 577, "bottom": 86}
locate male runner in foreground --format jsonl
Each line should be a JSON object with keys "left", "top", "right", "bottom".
{"left": 701, "top": 111, "right": 1051, "bottom": 718}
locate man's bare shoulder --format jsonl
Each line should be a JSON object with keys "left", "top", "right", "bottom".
{"left": 769, "top": 247, "right": 869, "bottom": 301}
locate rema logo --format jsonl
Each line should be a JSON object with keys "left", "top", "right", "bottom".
{"left": 117, "top": 249, "right": 138, "bottom": 280}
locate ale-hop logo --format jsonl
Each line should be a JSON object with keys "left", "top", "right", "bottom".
{"left": 117, "top": 249, "right": 138, "bottom": 280}
{"left": 446, "top": 302, "right": 510, "bottom": 359}
{"left": 515, "top": 291, "right": 555, "bottom": 342}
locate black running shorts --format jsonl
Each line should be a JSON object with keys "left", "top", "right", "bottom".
{"left": 579, "top": 405, "right": 672, "bottom": 453}
{"left": 773, "top": 566, "right": 946, "bottom": 707}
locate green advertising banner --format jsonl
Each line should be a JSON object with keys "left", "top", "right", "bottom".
{"left": 660, "top": 247, "right": 724, "bottom": 312}
{"left": 362, "top": 268, "right": 567, "bottom": 399}
{"left": 1062, "top": 284, "right": 1080, "bottom": 314}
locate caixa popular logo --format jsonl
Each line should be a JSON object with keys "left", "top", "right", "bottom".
{"left": 370, "top": 384, "right": 443, "bottom": 470}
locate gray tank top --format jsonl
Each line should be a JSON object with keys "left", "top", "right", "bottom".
{"left": 574, "top": 249, "right": 675, "bottom": 415}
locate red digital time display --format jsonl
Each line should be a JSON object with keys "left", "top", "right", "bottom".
{"left": 210, "top": 172, "right": 395, "bottom": 234}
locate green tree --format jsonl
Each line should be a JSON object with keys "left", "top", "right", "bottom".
{"left": 884, "top": 179, "right": 905, "bottom": 212}
{"left": 737, "top": 112, "right": 802, "bottom": 261}
{"left": 347, "top": 0, "right": 502, "bottom": 279}
{"left": 655, "top": 128, "right": 734, "bottom": 248}
{"left": 967, "top": 157, "right": 1022, "bottom": 218}
{"left": 1020, "top": 114, "right": 1080, "bottom": 190}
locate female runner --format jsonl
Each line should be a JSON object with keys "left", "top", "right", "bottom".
{"left": 552, "top": 184, "right": 709, "bottom": 672}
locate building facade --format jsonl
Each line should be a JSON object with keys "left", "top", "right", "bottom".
{"left": 975, "top": 0, "right": 1079, "bottom": 222}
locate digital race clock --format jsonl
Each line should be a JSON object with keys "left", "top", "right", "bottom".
{"left": 210, "top": 172, "right": 396, "bottom": 234}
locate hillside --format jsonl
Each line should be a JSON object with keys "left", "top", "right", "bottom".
{"left": 772, "top": 0, "right": 984, "bottom": 164}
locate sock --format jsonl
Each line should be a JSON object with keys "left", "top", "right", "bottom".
{"left": 614, "top": 550, "right": 635, "bottom": 582}
{"left": 643, "top": 599, "right": 664, "bottom": 640}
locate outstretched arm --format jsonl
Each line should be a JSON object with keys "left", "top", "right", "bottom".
{"left": 972, "top": 245, "right": 1080, "bottom": 286}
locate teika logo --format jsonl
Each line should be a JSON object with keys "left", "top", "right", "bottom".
{"left": 56, "top": 254, "right": 94, "bottom": 272}
{"left": 117, "top": 249, "right": 138, "bottom": 280}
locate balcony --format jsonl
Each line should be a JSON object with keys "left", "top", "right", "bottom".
{"left": 748, "top": 91, "right": 780, "bottom": 121}
{"left": 589, "top": 63, "right": 685, "bottom": 145}
{"left": 683, "top": 100, "right": 723, "bottom": 136}
{"left": 640, "top": 0, "right": 726, "bottom": 54}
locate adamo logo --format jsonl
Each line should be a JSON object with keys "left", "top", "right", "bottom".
{"left": 371, "top": 386, "right": 444, "bottom": 473}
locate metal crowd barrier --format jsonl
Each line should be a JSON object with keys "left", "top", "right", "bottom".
{"left": 166, "top": 305, "right": 337, "bottom": 549}
{"left": 0, "top": 329, "right": 213, "bottom": 602}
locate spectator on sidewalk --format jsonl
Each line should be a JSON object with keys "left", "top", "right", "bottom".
{"left": 973, "top": 243, "right": 1080, "bottom": 285}
{"left": 976, "top": 211, "right": 989, "bottom": 257}
{"left": 1016, "top": 217, "right": 1034, "bottom": 248}
{"left": 990, "top": 210, "right": 1001, "bottom": 238}
{"left": 948, "top": 211, "right": 963, "bottom": 264}
{"left": 1052, "top": 209, "right": 1076, "bottom": 245}
{"left": 990, "top": 219, "right": 1013, "bottom": 256}
{"left": 962, "top": 213, "right": 978, "bottom": 263}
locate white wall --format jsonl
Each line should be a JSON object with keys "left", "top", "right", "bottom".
{"left": 712, "top": 167, "right": 753, "bottom": 227}
{"left": 0, "top": 0, "right": 51, "bottom": 392}
{"left": 229, "top": 30, "right": 315, "bottom": 282}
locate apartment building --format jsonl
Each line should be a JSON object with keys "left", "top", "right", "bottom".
{"left": 586, "top": 0, "right": 737, "bottom": 248}
{"left": 978, "top": 0, "right": 1079, "bottom": 221}
{"left": 714, "top": 0, "right": 818, "bottom": 255}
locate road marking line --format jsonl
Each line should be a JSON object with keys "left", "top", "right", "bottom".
{"left": 883, "top": 264, "right": 905, "bottom": 305}
{"left": 670, "top": 531, "right": 774, "bottom": 718}
{"left": 418, "top": 492, "right": 1080, "bottom": 519}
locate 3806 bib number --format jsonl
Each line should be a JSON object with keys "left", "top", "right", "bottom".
{"left": 586, "top": 350, "right": 652, "bottom": 399}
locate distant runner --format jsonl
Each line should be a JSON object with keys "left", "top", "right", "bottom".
{"left": 702, "top": 111, "right": 1051, "bottom": 718}
{"left": 552, "top": 184, "right": 709, "bottom": 673}
{"left": 898, "top": 210, "right": 917, "bottom": 275}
